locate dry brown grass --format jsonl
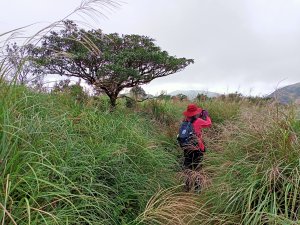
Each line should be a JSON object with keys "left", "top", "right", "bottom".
{"left": 135, "top": 187, "right": 210, "bottom": 225}
{"left": 177, "top": 169, "right": 212, "bottom": 193}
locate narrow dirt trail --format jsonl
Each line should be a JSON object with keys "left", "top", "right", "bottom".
{"left": 137, "top": 115, "right": 222, "bottom": 225}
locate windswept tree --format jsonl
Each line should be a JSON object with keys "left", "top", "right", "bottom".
{"left": 5, "top": 43, "right": 32, "bottom": 85}
{"left": 5, "top": 43, "right": 47, "bottom": 90}
{"left": 28, "top": 20, "right": 194, "bottom": 108}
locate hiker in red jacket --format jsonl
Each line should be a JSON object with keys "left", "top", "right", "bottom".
{"left": 181, "top": 103, "right": 212, "bottom": 170}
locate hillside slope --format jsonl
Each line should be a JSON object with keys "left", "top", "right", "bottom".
{"left": 268, "top": 82, "right": 300, "bottom": 104}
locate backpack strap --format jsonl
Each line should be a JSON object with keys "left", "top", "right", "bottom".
{"left": 189, "top": 117, "right": 197, "bottom": 124}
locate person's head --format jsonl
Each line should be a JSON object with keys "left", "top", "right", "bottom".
{"left": 183, "top": 104, "right": 202, "bottom": 119}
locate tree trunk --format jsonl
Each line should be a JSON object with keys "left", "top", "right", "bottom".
{"left": 108, "top": 93, "right": 118, "bottom": 111}
{"left": 97, "top": 86, "right": 120, "bottom": 111}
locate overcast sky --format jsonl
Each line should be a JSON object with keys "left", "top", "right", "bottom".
{"left": 1, "top": 0, "right": 300, "bottom": 96}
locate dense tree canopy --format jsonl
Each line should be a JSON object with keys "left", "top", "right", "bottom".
{"left": 29, "top": 20, "right": 194, "bottom": 107}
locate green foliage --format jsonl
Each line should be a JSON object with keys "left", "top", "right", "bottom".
{"left": 27, "top": 20, "right": 194, "bottom": 108}
{"left": 195, "top": 93, "right": 209, "bottom": 102}
{"left": 2, "top": 80, "right": 300, "bottom": 224}
{"left": 158, "top": 94, "right": 171, "bottom": 101}
{"left": 125, "top": 97, "right": 136, "bottom": 108}
{"left": 141, "top": 99, "right": 179, "bottom": 125}
{"left": 0, "top": 84, "right": 178, "bottom": 224}
{"left": 245, "top": 96, "right": 273, "bottom": 105}
{"left": 227, "top": 92, "right": 243, "bottom": 102}
{"left": 176, "top": 93, "right": 188, "bottom": 101}
{"left": 52, "top": 79, "right": 88, "bottom": 104}
{"left": 123, "top": 86, "right": 147, "bottom": 108}
{"left": 203, "top": 104, "right": 300, "bottom": 224}
{"left": 197, "top": 98, "right": 241, "bottom": 123}
{"left": 129, "top": 86, "right": 146, "bottom": 101}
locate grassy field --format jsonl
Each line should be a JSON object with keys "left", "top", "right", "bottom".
{"left": 201, "top": 102, "right": 300, "bottom": 224}
{"left": 2, "top": 0, "right": 300, "bottom": 222}
{"left": 0, "top": 84, "right": 183, "bottom": 224}
{"left": 1, "top": 81, "right": 299, "bottom": 224}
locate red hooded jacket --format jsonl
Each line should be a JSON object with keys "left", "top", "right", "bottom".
{"left": 186, "top": 116, "right": 212, "bottom": 151}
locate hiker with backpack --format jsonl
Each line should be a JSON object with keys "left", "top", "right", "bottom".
{"left": 177, "top": 103, "right": 212, "bottom": 170}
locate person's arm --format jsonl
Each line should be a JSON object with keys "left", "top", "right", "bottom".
{"left": 193, "top": 117, "right": 212, "bottom": 133}
{"left": 198, "top": 116, "right": 212, "bottom": 128}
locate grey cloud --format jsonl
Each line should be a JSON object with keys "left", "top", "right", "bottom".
{"left": 1, "top": 0, "right": 300, "bottom": 95}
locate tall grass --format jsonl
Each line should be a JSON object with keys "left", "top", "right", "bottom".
{"left": 138, "top": 97, "right": 300, "bottom": 224}
{"left": 2, "top": 1, "right": 300, "bottom": 222}
{"left": 134, "top": 187, "right": 210, "bottom": 225}
{"left": 196, "top": 98, "right": 241, "bottom": 124}
{"left": 202, "top": 103, "right": 300, "bottom": 224}
{"left": 0, "top": 85, "right": 180, "bottom": 224}
{"left": 2, "top": 79, "right": 300, "bottom": 224}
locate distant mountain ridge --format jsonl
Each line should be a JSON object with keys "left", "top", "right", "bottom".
{"left": 268, "top": 82, "right": 300, "bottom": 104}
{"left": 168, "top": 90, "right": 221, "bottom": 100}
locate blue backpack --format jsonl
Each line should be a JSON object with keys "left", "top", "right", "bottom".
{"left": 177, "top": 119, "right": 198, "bottom": 150}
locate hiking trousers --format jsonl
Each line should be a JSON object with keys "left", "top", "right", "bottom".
{"left": 183, "top": 149, "right": 203, "bottom": 170}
